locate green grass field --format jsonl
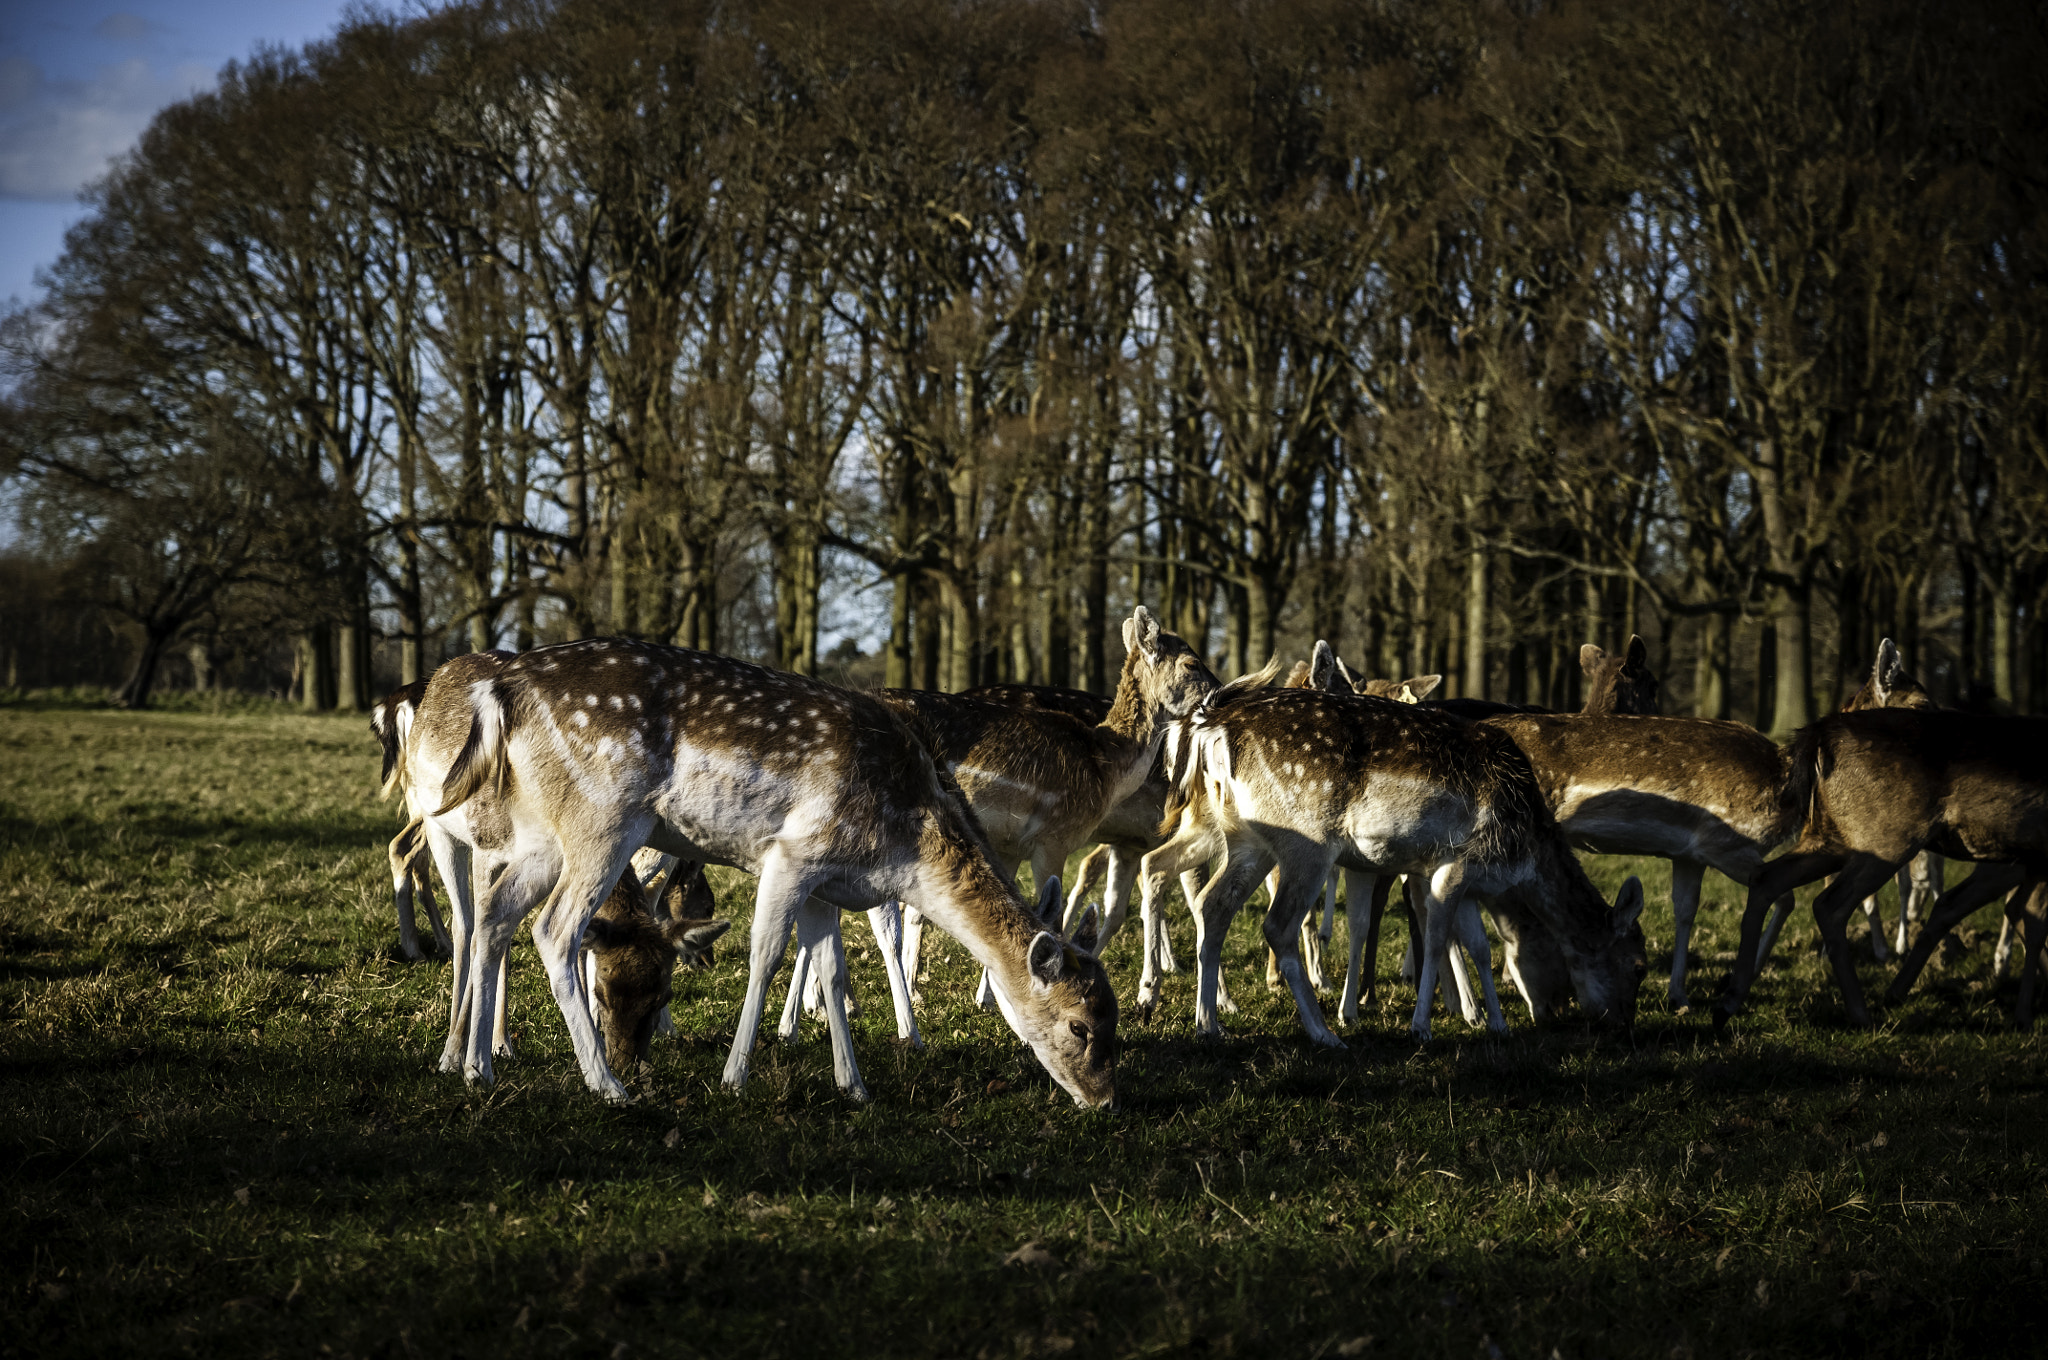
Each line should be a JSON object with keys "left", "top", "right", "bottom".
{"left": 3, "top": 704, "right": 2041, "bottom": 1359}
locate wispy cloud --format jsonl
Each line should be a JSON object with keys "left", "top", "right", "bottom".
{"left": 0, "top": 53, "right": 213, "bottom": 202}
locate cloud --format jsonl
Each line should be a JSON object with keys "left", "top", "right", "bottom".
{"left": 0, "top": 55, "right": 214, "bottom": 202}
{"left": 95, "top": 15, "right": 155, "bottom": 44}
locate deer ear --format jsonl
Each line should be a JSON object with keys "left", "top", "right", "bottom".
{"left": 1612, "top": 876, "right": 1646, "bottom": 938}
{"left": 1580, "top": 643, "right": 1607, "bottom": 677}
{"left": 1404, "top": 675, "right": 1443, "bottom": 703}
{"left": 666, "top": 917, "right": 730, "bottom": 949}
{"left": 1334, "top": 655, "right": 1359, "bottom": 690}
{"left": 1309, "top": 640, "right": 1337, "bottom": 691}
{"left": 1027, "top": 930, "right": 1066, "bottom": 988}
{"left": 584, "top": 917, "right": 624, "bottom": 953}
{"left": 1875, "top": 638, "right": 1901, "bottom": 703}
{"left": 1068, "top": 904, "right": 1101, "bottom": 955}
{"left": 1131, "top": 605, "right": 1161, "bottom": 657}
{"left": 1032, "top": 874, "right": 1062, "bottom": 924}
{"left": 1626, "top": 635, "right": 1648, "bottom": 668}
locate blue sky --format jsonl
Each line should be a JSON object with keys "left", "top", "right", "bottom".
{"left": 0, "top": 0, "right": 356, "bottom": 309}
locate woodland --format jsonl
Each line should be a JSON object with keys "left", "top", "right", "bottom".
{"left": 3, "top": 0, "right": 2045, "bottom": 733}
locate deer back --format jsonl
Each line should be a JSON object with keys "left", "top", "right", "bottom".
{"left": 1785, "top": 710, "right": 2048, "bottom": 869}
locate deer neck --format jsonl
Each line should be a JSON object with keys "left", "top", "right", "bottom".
{"left": 1097, "top": 654, "right": 1170, "bottom": 800}
{"left": 908, "top": 820, "right": 1047, "bottom": 1002}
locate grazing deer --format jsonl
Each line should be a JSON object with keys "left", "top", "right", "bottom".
{"left": 369, "top": 681, "right": 451, "bottom": 961}
{"left": 580, "top": 859, "right": 731, "bottom": 1070}
{"left": 1481, "top": 710, "right": 1799, "bottom": 1008}
{"left": 407, "top": 636, "right": 1120, "bottom": 1106}
{"left": 1882, "top": 859, "right": 2029, "bottom": 1003}
{"left": 1141, "top": 687, "right": 1646, "bottom": 1044}
{"left": 881, "top": 609, "right": 1221, "bottom": 1010}
{"left": 1754, "top": 639, "right": 1937, "bottom": 965}
{"left": 1713, "top": 709, "right": 2048, "bottom": 1030}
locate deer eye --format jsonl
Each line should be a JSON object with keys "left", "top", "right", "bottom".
{"left": 1068, "top": 1022, "right": 1089, "bottom": 1045}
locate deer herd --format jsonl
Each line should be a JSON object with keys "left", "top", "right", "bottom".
{"left": 367, "top": 610, "right": 2048, "bottom": 1109}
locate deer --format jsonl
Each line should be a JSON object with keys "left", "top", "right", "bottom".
{"left": 405, "top": 635, "right": 1120, "bottom": 1106}
{"left": 579, "top": 858, "right": 731, "bottom": 1071}
{"left": 1753, "top": 639, "right": 1936, "bottom": 967}
{"left": 369, "top": 680, "right": 451, "bottom": 962}
{"left": 1334, "top": 638, "right": 1660, "bottom": 1020}
{"left": 1712, "top": 708, "right": 2048, "bottom": 1031}
{"left": 1140, "top": 685, "right": 1647, "bottom": 1044}
{"left": 867, "top": 608, "right": 1220, "bottom": 1016}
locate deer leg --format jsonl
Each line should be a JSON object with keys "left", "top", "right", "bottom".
{"left": 1300, "top": 915, "right": 1326, "bottom": 993}
{"left": 1993, "top": 898, "right": 2020, "bottom": 981}
{"left": 1092, "top": 846, "right": 1141, "bottom": 953}
{"left": 1164, "top": 866, "right": 1201, "bottom": 975}
{"left": 1400, "top": 874, "right": 1424, "bottom": 985}
{"left": 1320, "top": 869, "right": 1338, "bottom": 944}
{"left": 490, "top": 953, "right": 513, "bottom": 1059}
{"left": 390, "top": 825, "right": 427, "bottom": 962}
{"left": 1263, "top": 868, "right": 1286, "bottom": 992}
{"left": 1137, "top": 827, "right": 1218, "bottom": 1018}
{"left": 1452, "top": 896, "right": 1509, "bottom": 1034}
{"left": 796, "top": 899, "right": 867, "bottom": 1101}
{"left": 721, "top": 852, "right": 813, "bottom": 1093}
{"left": 1444, "top": 932, "right": 1481, "bottom": 1026}
{"left": 420, "top": 825, "right": 477, "bottom": 1075}
{"left": 413, "top": 857, "right": 452, "bottom": 959}
{"left": 1884, "top": 863, "right": 2025, "bottom": 1003}
{"left": 1062, "top": 845, "right": 1113, "bottom": 936}
{"left": 2015, "top": 880, "right": 2048, "bottom": 1028}
{"left": 777, "top": 935, "right": 813, "bottom": 1043}
{"left": 1410, "top": 862, "right": 1470, "bottom": 1043}
{"left": 899, "top": 904, "right": 927, "bottom": 1008}
{"left": 528, "top": 841, "right": 647, "bottom": 1102}
{"left": 1192, "top": 849, "right": 1269, "bottom": 1039}
{"left": 1810, "top": 858, "right": 1908, "bottom": 1026}
{"left": 865, "top": 901, "right": 923, "bottom": 1049}
{"left": 466, "top": 845, "right": 564, "bottom": 1086}
{"left": 1714, "top": 851, "right": 1841, "bottom": 1030}
{"left": 1262, "top": 856, "right": 1345, "bottom": 1048}
{"left": 1666, "top": 859, "right": 1707, "bottom": 1008}
{"left": 1751, "top": 891, "right": 1803, "bottom": 972}
{"left": 1860, "top": 882, "right": 1894, "bottom": 963}
{"left": 1900, "top": 852, "right": 1940, "bottom": 955}
{"left": 1337, "top": 870, "right": 1382, "bottom": 1027}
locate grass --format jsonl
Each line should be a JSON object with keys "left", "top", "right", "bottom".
{"left": 2, "top": 702, "right": 2042, "bottom": 1359}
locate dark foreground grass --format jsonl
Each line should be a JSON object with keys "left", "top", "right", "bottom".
{"left": 3, "top": 704, "right": 2042, "bottom": 1359}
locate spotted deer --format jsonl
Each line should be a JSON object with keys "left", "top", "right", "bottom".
{"left": 1714, "top": 709, "right": 2048, "bottom": 1029}
{"left": 369, "top": 680, "right": 451, "bottom": 961}
{"left": 1141, "top": 687, "right": 1646, "bottom": 1044}
{"left": 579, "top": 858, "right": 731, "bottom": 1070}
{"left": 878, "top": 608, "right": 1220, "bottom": 1010}
{"left": 407, "top": 636, "right": 1119, "bottom": 1105}
{"left": 1480, "top": 710, "right": 1798, "bottom": 1008}
{"left": 1754, "top": 639, "right": 1937, "bottom": 966}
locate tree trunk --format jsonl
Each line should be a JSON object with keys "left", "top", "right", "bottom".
{"left": 116, "top": 624, "right": 176, "bottom": 710}
{"left": 1992, "top": 572, "right": 2017, "bottom": 710}
{"left": 1753, "top": 620, "right": 1777, "bottom": 735}
{"left": 298, "top": 629, "right": 335, "bottom": 712}
{"left": 187, "top": 641, "right": 213, "bottom": 693}
{"left": 1464, "top": 543, "right": 1489, "bottom": 703}
{"left": 887, "top": 571, "right": 912, "bottom": 689}
{"left": 1695, "top": 610, "right": 1731, "bottom": 720}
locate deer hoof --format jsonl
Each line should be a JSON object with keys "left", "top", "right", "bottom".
{"left": 1710, "top": 1004, "right": 1734, "bottom": 1038}
{"left": 1311, "top": 1032, "right": 1346, "bottom": 1050}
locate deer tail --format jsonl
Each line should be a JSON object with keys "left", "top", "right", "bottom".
{"left": 434, "top": 678, "right": 516, "bottom": 816}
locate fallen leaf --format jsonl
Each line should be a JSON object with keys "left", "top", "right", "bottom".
{"left": 1336, "top": 1337, "right": 1374, "bottom": 1357}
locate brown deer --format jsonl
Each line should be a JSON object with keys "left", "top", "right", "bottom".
{"left": 406, "top": 636, "right": 1120, "bottom": 1105}
{"left": 580, "top": 859, "right": 731, "bottom": 1070}
{"left": 877, "top": 609, "right": 1221, "bottom": 1010}
{"left": 1713, "top": 709, "right": 2048, "bottom": 1030}
{"left": 1579, "top": 636, "right": 1662, "bottom": 716}
{"left": 1753, "top": 639, "right": 1936, "bottom": 965}
{"left": 1479, "top": 710, "right": 1797, "bottom": 1009}
{"left": 369, "top": 680, "right": 450, "bottom": 961}
{"left": 1140, "top": 687, "right": 1646, "bottom": 1044}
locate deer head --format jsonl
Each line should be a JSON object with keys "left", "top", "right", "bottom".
{"left": 1358, "top": 673, "right": 1442, "bottom": 703}
{"left": 1581, "top": 636, "right": 1660, "bottom": 715}
{"left": 1113, "top": 605, "right": 1219, "bottom": 729}
{"left": 1006, "top": 875, "right": 1117, "bottom": 1108}
{"left": 585, "top": 868, "right": 732, "bottom": 1069}
{"left": 1557, "top": 875, "right": 1648, "bottom": 1028}
{"left": 1843, "top": 638, "right": 1933, "bottom": 711}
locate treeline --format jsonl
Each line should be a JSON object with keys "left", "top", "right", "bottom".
{"left": 2, "top": 0, "right": 2044, "bottom": 727}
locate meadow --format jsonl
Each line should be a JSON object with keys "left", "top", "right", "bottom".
{"left": 2, "top": 702, "right": 2040, "bottom": 1359}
